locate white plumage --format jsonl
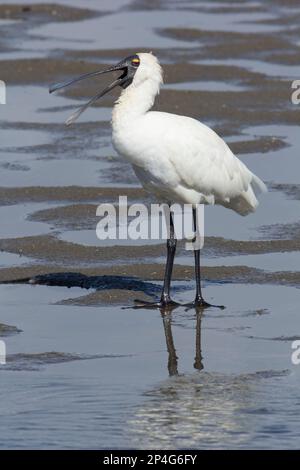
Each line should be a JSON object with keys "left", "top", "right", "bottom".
{"left": 112, "top": 52, "right": 266, "bottom": 215}
{"left": 50, "top": 51, "right": 267, "bottom": 308}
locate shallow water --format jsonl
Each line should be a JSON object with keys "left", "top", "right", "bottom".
{"left": 0, "top": 283, "right": 299, "bottom": 449}
{"left": 176, "top": 251, "right": 300, "bottom": 272}
{"left": 165, "top": 80, "right": 247, "bottom": 92}
{"left": 0, "top": 251, "right": 34, "bottom": 268}
{"left": 0, "top": 0, "right": 300, "bottom": 450}
{"left": 198, "top": 58, "right": 300, "bottom": 79}
{"left": 26, "top": 10, "right": 282, "bottom": 53}
{"left": 0, "top": 86, "right": 111, "bottom": 125}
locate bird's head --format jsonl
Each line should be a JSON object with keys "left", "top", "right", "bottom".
{"left": 130, "top": 52, "right": 163, "bottom": 88}
{"left": 49, "top": 52, "right": 162, "bottom": 126}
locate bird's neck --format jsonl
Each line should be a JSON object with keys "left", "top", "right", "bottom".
{"left": 112, "top": 79, "right": 160, "bottom": 128}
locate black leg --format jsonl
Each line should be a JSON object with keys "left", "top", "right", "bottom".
{"left": 193, "top": 208, "right": 211, "bottom": 307}
{"left": 185, "top": 208, "right": 225, "bottom": 310}
{"left": 134, "top": 207, "right": 180, "bottom": 310}
{"left": 160, "top": 209, "right": 177, "bottom": 304}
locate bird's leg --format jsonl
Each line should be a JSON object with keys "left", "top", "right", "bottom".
{"left": 192, "top": 207, "right": 210, "bottom": 307}
{"left": 160, "top": 209, "right": 177, "bottom": 304}
{"left": 185, "top": 208, "right": 225, "bottom": 310}
{"left": 134, "top": 208, "right": 180, "bottom": 310}
{"left": 193, "top": 245, "right": 211, "bottom": 307}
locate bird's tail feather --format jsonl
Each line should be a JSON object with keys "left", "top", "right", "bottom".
{"left": 251, "top": 173, "right": 267, "bottom": 197}
{"left": 222, "top": 174, "right": 267, "bottom": 216}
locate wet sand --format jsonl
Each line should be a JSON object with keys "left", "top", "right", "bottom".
{"left": 1, "top": 0, "right": 299, "bottom": 326}
{"left": 0, "top": 0, "right": 299, "bottom": 300}
{"left": 0, "top": 322, "right": 22, "bottom": 336}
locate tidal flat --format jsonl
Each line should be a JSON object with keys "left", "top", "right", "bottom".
{"left": 0, "top": 0, "right": 299, "bottom": 450}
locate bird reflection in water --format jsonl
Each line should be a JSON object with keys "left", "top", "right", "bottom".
{"left": 160, "top": 305, "right": 204, "bottom": 376}
{"left": 127, "top": 307, "right": 262, "bottom": 449}
{"left": 128, "top": 309, "right": 288, "bottom": 449}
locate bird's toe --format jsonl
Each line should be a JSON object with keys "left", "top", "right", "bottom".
{"left": 184, "top": 298, "right": 225, "bottom": 311}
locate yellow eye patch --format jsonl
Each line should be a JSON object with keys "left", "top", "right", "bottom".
{"left": 131, "top": 58, "right": 140, "bottom": 65}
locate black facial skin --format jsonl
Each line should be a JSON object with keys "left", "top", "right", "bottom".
{"left": 117, "top": 54, "right": 140, "bottom": 89}
{"left": 49, "top": 54, "right": 140, "bottom": 125}
{"left": 49, "top": 54, "right": 140, "bottom": 93}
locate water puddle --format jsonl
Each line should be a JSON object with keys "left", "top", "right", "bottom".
{"left": 0, "top": 202, "right": 59, "bottom": 239}
{"left": 206, "top": 192, "right": 298, "bottom": 241}
{"left": 176, "top": 251, "right": 300, "bottom": 272}
{"left": 197, "top": 58, "right": 300, "bottom": 79}
{"left": 58, "top": 229, "right": 163, "bottom": 247}
{"left": 0, "top": 19, "right": 21, "bottom": 26}
{"left": 0, "top": 158, "right": 113, "bottom": 187}
{"left": 240, "top": 125, "right": 300, "bottom": 185}
{"left": 0, "top": 85, "right": 111, "bottom": 124}
{"left": 25, "top": 9, "right": 281, "bottom": 55}
{"left": 165, "top": 80, "right": 246, "bottom": 92}
{"left": 1, "top": 128, "right": 50, "bottom": 149}
{"left": 0, "top": 251, "right": 32, "bottom": 268}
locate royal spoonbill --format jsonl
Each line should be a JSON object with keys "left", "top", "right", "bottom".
{"left": 50, "top": 52, "right": 267, "bottom": 309}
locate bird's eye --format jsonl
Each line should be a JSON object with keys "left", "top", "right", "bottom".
{"left": 131, "top": 58, "right": 140, "bottom": 67}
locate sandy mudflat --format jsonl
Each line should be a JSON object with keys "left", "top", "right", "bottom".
{"left": 1, "top": 0, "right": 300, "bottom": 450}
{"left": 1, "top": 0, "right": 299, "bottom": 303}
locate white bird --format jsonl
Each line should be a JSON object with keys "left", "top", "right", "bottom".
{"left": 50, "top": 52, "right": 267, "bottom": 310}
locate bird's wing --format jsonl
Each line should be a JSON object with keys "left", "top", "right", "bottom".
{"left": 147, "top": 112, "right": 259, "bottom": 202}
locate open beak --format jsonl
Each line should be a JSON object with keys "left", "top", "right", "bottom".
{"left": 49, "top": 62, "right": 129, "bottom": 126}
